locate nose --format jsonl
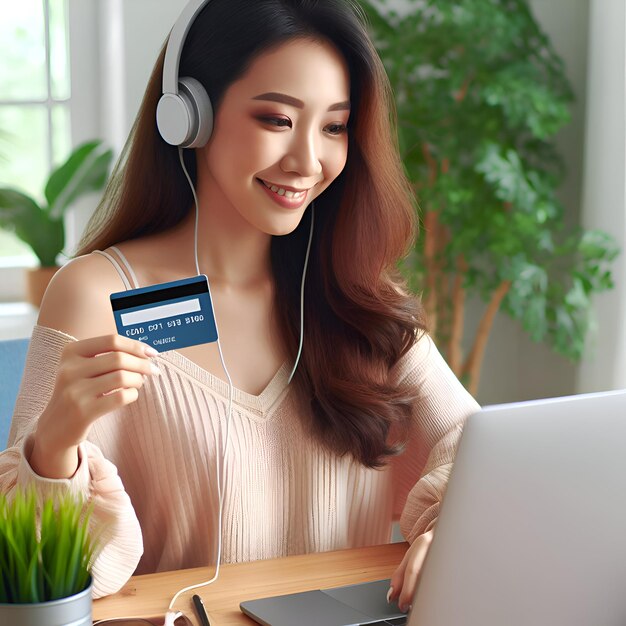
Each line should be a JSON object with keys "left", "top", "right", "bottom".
{"left": 280, "top": 130, "right": 323, "bottom": 178}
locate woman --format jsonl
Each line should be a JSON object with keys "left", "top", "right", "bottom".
{"left": 0, "top": 0, "right": 479, "bottom": 613}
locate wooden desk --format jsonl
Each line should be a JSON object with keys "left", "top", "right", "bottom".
{"left": 93, "top": 542, "right": 408, "bottom": 625}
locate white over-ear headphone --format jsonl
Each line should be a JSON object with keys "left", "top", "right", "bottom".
{"left": 156, "top": 0, "right": 214, "bottom": 148}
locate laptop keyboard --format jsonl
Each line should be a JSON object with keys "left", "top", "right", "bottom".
{"left": 360, "top": 618, "right": 408, "bottom": 626}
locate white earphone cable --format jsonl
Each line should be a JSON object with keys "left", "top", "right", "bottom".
{"left": 167, "top": 148, "right": 312, "bottom": 616}
{"left": 176, "top": 148, "right": 202, "bottom": 277}
{"left": 288, "top": 204, "right": 314, "bottom": 384}
{"left": 168, "top": 149, "right": 233, "bottom": 613}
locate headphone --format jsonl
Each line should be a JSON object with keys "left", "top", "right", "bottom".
{"left": 156, "top": 0, "right": 214, "bottom": 148}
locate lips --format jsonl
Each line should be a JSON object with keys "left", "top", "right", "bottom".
{"left": 256, "top": 178, "right": 310, "bottom": 209}
{"left": 258, "top": 178, "right": 307, "bottom": 198}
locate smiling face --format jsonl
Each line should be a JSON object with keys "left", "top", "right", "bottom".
{"left": 197, "top": 37, "right": 351, "bottom": 236}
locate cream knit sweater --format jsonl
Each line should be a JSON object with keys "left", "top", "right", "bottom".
{"left": 0, "top": 262, "right": 479, "bottom": 600}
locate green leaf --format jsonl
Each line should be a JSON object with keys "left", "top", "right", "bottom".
{"left": 46, "top": 140, "right": 113, "bottom": 220}
{"left": 0, "top": 189, "right": 63, "bottom": 266}
{"left": 25, "top": 548, "right": 41, "bottom": 604}
{"left": 25, "top": 213, "right": 64, "bottom": 267}
{"left": 0, "top": 189, "right": 43, "bottom": 234}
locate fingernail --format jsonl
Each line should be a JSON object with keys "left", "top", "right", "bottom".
{"left": 386, "top": 587, "right": 394, "bottom": 604}
{"left": 399, "top": 603, "right": 409, "bottom": 613}
{"left": 144, "top": 345, "right": 159, "bottom": 357}
{"left": 150, "top": 363, "right": 161, "bottom": 376}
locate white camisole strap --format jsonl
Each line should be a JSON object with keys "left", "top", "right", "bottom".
{"left": 92, "top": 247, "right": 140, "bottom": 290}
{"left": 110, "top": 246, "right": 140, "bottom": 289}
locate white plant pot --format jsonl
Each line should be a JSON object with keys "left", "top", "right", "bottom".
{"left": 0, "top": 580, "right": 92, "bottom": 626}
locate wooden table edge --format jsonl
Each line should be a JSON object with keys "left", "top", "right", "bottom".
{"left": 93, "top": 542, "right": 409, "bottom": 625}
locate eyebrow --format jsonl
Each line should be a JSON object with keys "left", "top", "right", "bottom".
{"left": 251, "top": 92, "right": 351, "bottom": 112}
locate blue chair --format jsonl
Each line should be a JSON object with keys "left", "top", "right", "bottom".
{"left": 0, "top": 338, "right": 29, "bottom": 450}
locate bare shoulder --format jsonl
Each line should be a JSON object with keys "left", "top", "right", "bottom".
{"left": 37, "top": 252, "right": 127, "bottom": 340}
{"left": 115, "top": 231, "right": 190, "bottom": 285}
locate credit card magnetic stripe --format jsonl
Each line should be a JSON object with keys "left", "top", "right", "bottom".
{"left": 110, "top": 278, "right": 208, "bottom": 310}
{"left": 110, "top": 274, "right": 218, "bottom": 352}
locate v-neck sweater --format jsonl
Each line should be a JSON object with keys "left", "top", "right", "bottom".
{"left": 0, "top": 251, "right": 479, "bottom": 600}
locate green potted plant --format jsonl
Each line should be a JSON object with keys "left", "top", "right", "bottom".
{"left": 0, "top": 488, "right": 96, "bottom": 626}
{"left": 361, "top": 0, "right": 619, "bottom": 394}
{"left": 0, "top": 140, "right": 113, "bottom": 306}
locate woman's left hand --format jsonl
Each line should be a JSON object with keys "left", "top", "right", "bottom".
{"left": 387, "top": 529, "right": 434, "bottom": 613}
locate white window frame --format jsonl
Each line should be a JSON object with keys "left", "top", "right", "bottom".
{"left": 0, "top": 0, "right": 99, "bottom": 303}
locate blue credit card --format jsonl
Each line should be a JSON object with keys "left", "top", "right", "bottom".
{"left": 110, "top": 275, "right": 218, "bottom": 352}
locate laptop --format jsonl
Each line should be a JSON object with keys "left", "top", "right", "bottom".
{"left": 241, "top": 390, "right": 626, "bottom": 626}
{"left": 407, "top": 388, "right": 626, "bottom": 626}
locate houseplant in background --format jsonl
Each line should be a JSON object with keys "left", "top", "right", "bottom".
{"left": 0, "top": 140, "right": 113, "bottom": 307}
{"left": 0, "top": 488, "right": 96, "bottom": 626}
{"left": 361, "top": 0, "right": 619, "bottom": 394}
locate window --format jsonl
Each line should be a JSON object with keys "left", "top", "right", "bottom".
{"left": 0, "top": 0, "right": 71, "bottom": 266}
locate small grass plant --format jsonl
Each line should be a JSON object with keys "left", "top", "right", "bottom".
{"left": 0, "top": 488, "right": 95, "bottom": 604}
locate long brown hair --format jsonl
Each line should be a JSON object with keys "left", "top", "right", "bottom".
{"left": 76, "top": 0, "right": 426, "bottom": 468}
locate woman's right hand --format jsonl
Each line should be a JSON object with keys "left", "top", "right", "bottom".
{"left": 29, "top": 334, "right": 159, "bottom": 479}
